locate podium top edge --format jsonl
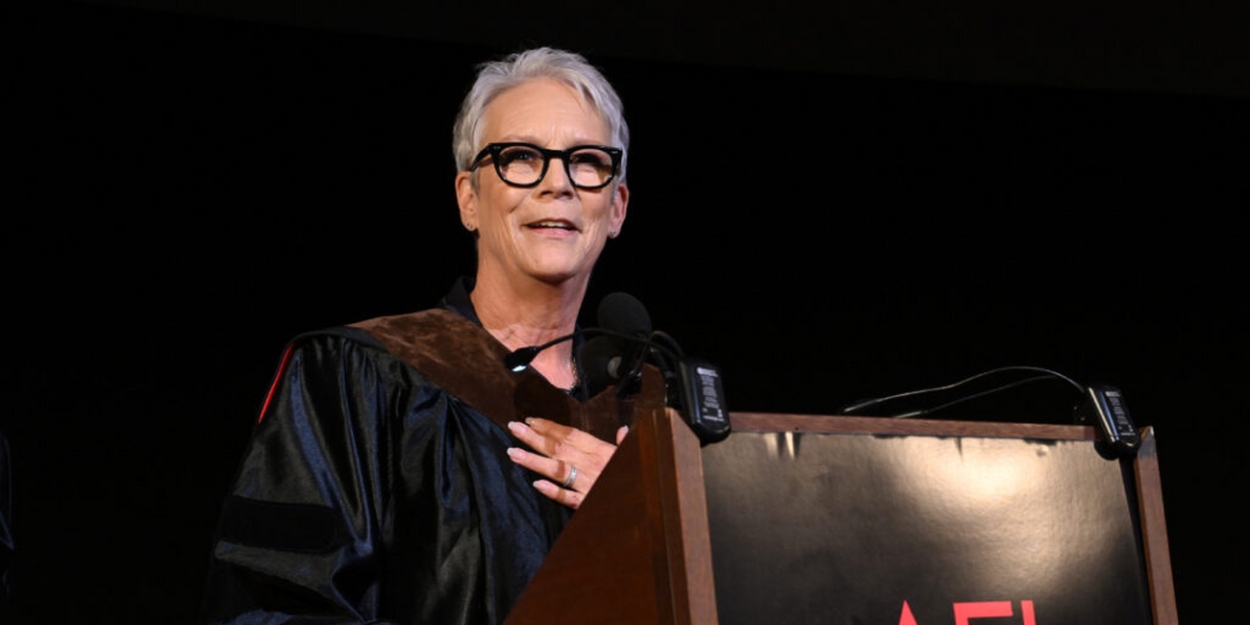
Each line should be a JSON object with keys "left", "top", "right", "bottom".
{"left": 728, "top": 412, "right": 1101, "bottom": 441}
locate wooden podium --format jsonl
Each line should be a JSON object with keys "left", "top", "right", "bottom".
{"left": 504, "top": 410, "right": 1177, "bottom": 625}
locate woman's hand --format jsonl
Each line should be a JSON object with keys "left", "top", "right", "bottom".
{"left": 506, "top": 418, "right": 629, "bottom": 509}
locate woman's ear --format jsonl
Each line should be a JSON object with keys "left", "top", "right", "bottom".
{"left": 609, "top": 181, "right": 629, "bottom": 236}
{"left": 455, "top": 171, "right": 478, "bottom": 230}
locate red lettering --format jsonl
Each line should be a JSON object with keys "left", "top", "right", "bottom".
{"left": 898, "top": 599, "right": 1037, "bottom": 624}
{"left": 1021, "top": 600, "right": 1036, "bottom": 625}
{"left": 953, "top": 601, "right": 1013, "bottom": 624}
{"left": 897, "top": 600, "right": 918, "bottom": 625}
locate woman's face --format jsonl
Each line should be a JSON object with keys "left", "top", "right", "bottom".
{"left": 456, "top": 78, "right": 628, "bottom": 289}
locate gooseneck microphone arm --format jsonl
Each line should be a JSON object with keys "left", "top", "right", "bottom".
{"left": 500, "top": 291, "right": 732, "bottom": 447}
{"left": 502, "top": 328, "right": 658, "bottom": 373}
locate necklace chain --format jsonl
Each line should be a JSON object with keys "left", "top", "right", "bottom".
{"left": 567, "top": 352, "right": 580, "bottom": 391}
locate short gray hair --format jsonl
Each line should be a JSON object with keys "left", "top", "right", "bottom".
{"left": 452, "top": 47, "right": 630, "bottom": 182}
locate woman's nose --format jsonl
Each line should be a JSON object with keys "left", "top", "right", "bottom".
{"left": 536, "top": 156, "right": 576, "bottom": 196}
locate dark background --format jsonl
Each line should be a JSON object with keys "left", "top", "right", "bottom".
{"left": 9, "top": 1, "right": 1247, "bottom": 622}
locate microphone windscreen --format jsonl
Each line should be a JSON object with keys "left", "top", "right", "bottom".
{"left": 597, "top": 292, "right": 652, "bottom": 337}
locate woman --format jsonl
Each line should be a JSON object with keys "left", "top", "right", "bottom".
{"left": 201, "top": 48, "right": 666, "bottom": 624}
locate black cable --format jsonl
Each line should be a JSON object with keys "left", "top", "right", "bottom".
{"left": 841, "top": 365, "right": 1085, "bottom": 416}
{"left": 892, "top": 374, "right": 1056, "bottom": 419}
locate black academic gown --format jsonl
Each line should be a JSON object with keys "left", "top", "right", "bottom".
{"left": 201, "top": 290, "right": 665, "bottom": 625}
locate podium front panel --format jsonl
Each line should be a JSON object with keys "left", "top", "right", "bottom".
{"left": 701, "top": 425, "right": 1154, "bottom": 624}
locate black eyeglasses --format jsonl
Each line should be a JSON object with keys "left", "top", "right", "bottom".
{"left": 470, "top": 142, "right": 623, "bottom": 190}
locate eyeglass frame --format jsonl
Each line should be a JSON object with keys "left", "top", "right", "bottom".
{"left": 469, "top": 142, "right": 624, "bottom": 190}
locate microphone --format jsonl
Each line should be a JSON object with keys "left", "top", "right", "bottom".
{"left": 581, "top": 334, "right": 631, "bottom": 392}
{"left": 592, "top": 293, "right": 731, "bottom": 445}
{"left": 499, "top": 292, "right": 652, "bottom": 393}
{"left": 500, "top": 292, "right": 732, "bottom": 446}
{"left": 596, "top": 292, "right": 653, "bottom": 397}
{"left": 502, "top": 326, "right": 638, "bottom": 386}
{"left": 597, "top": 292, "right": 652, "bottom": 338}
{"left": 503, "top": 293, "right": 652, "bottom": 378}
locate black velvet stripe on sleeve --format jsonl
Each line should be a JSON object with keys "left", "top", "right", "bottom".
{"left": 218, "top": 496, "right": 346, "bottom": 554}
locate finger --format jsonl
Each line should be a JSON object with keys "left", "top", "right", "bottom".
{"left": 528, "top": 418, "right": 621, "bottom": 463}
{"left": 507, "top": 420, "right": 622, "bottom": 498}
{"left": 558, "top": 462, "right": 580, "bottom": 490}
{"left": 511, "top": 451, "right": 587, "bottom": 510}
{"left": 532, "top": 479, "right": 586, "bottom": 510}
{"left": 507, "top": 420, "right": 572, "bottom": 458}
{"left": 508, "top": 420, "right": 610, "bottom": 471}
{"left": 521, "top": 417, "right": 608, "bottom": 454}
{"left": 506, "top": 446, "right": 569, "bottom": 485}
{"left": 615, "top": 425, "right": 629, "bottom": 446}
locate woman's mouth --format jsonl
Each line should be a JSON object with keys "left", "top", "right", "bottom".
{"left": 526, "top": 220, "right": 578, "bottom": 232}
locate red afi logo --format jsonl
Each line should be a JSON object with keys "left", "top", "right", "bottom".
{"left": 899, "top": 600, "right": 1037, "bottom": 625}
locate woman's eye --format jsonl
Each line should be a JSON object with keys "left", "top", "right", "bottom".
{"left": 500, "top": 148, "right": 540, "bottom": 165}
{"left": 570, "top": 152, "right": 609, "bottom": 167}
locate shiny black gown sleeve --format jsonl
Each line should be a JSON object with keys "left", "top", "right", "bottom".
{"left": 201, "top": 329, "right": 569, "bottom": 625}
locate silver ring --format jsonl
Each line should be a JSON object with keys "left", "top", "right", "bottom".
{"left": 561, "top": 465, "right": 578, "bottom": 489}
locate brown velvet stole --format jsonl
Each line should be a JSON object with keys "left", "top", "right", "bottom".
{"left": 351, "top": 309, "right": 666, "bottom": 443}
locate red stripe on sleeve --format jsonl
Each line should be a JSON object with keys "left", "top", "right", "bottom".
{"left": 257, "top": 343, "right": 297, "bottom": 424}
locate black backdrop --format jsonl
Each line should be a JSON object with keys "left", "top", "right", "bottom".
{"left": 9, "top": 2, "right": 1248, "bottom": 623}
